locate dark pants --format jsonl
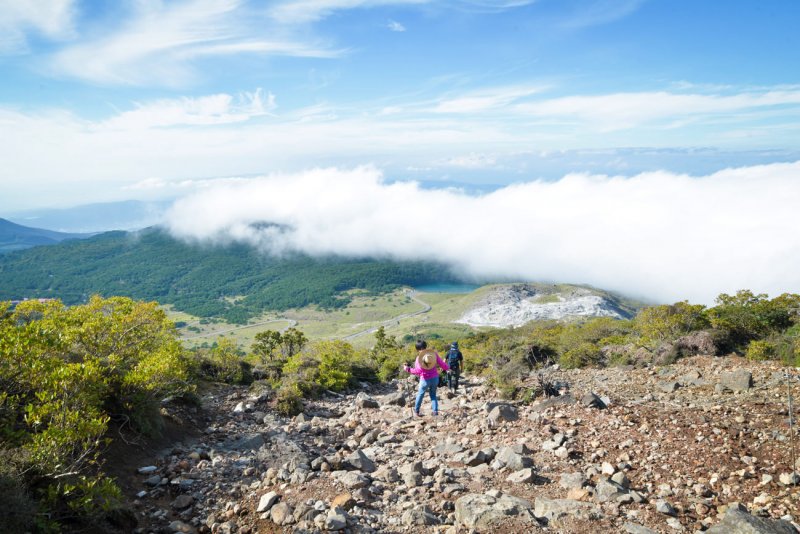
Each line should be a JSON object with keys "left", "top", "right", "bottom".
{"left": 447, "top": 367, "right": 460, "bottom": 391}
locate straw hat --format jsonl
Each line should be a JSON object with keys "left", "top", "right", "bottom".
{"left": 417, "top": 349, "right": 437, "bottom": 370}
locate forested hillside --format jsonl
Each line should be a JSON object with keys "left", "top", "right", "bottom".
{"left": 0, "top": 228, "right": 460, "bottom": 322}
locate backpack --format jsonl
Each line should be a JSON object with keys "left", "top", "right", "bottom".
{"left": 447, "top": 349, "right": 460, "bottom": 369}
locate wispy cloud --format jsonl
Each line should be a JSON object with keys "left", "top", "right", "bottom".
{"left": 49, "top": 0, "right": 341, "bottom": 86}
{"left": 269, "top": 0, "right": 427, "bottom": 24}
{"left": 101, "top": 89, "right": 275, "bottom": 129}
{"left": 559, "top": 0, "right": 644, "bottom": 29}
{"left": 163, "top": 162, "right": 800, "bottom": 304}
{"left": 0, "top": 0, "right": 76, "bottom": 54}
{"left": 516, "top": 88, "right": 800, "bottom": 130}
{"left": 433, "top": 85, "right": 547, "bottom": 113}
{"left": 387, "top": 19, "right": 406, "bottom": 31}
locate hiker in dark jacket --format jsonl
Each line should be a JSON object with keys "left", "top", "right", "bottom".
{"left": 445, "top": 341, "right": 463, "bottom": 392}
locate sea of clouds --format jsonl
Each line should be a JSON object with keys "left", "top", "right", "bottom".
{"left": 164, "top": 161, "right": 800, "bottom": 305}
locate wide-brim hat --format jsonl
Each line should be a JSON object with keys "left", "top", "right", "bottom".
{"left": 418, "top": 349, "right": 437, "bottom": 370}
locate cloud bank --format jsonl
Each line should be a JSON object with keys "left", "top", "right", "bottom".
{"left": 164, "top": 162, "right": 800, "bottom": 305}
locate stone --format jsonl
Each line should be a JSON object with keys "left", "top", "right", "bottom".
{"left": 233, "top": 402, "right": 245, "bottom": 413}
{"left": 611, "top": 471, "right": 631, "bottom": 488}
{"left": 169, "top": 520, "right": 196, "bottom": 533}
{"left": 137, "top": 465, "right": 158, "bottom": 474}
{"left": 595, "top": 480, "right": 627, "bottom": 503}
{"left": 331, "top": 492, "right": 356, "bottom": 511}
{"left": 779, "top": 472, "right": 800, "bottom": 486}
{"left": 495, "top": 446, "right": 533, "bottom": 471}
{"left": 720, "top": 369, "right": 753, "bottom": 392}
{"left": 270, "top": 502, "right": 293, "bottom": 525}
{"left": 487, "top": 404, "right": 519, "bottom": 424}
{"left": 454, "top": 493, "right": 534, "bottom": 529}
{"left": 660, "top": 381, "right": 680, "bottom": 393}
{"left": 656, "top": 500, "right": 677, "bottom": 516}
{"left": 506, "top": 468, "right": 536, "bottom": 484}
{"left": 340, "top": 471, "right": 370, "bottom": 489}
{"left": 257, "top": 491, "right": 279, "bottom": 513}
{"left": 403, "top": 471, "right": 423, "bottom": 487}
{"left": 531, "top": 394, "right": 576, "bottom": 412}
{"left": 533, "top": 497, "right": 601, "bottom": 522}
{"left": 706, "top": 507, "right": 798, "bottom": 533}
{"left": 384, "top": 392, "right": 406, "bottom": 406}
{"left": 355, "top": 392, "right": 379, "bottom": 409}
{"left": 345, "top": 449, "right": 376, "bottom": 473}
{"left": 144, "top": 475, "right": 162, "bottom": 486}
{"left": 463, "top": 450, "right": 487, "bottom": 466}
{"left": 325, "top": 507, "right": 347, "bottom": 531}
{"left": 581, "top": 392, "right": 606, "bottom": 409}
{"left": 171, "top": 494, "right": 194, "bottom": 510}
{"left": 434, "top": 441, "right": 464, "bottom": 455}
{"left": 401, "top": 507, "right": 440, "bottom": 526}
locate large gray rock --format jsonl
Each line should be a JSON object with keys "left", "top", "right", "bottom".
{"left": 581, "top": 392, "right": 606, "bottom": 409}
{"left": 495, "top": 446, "right": 533, "bottom": 471}
{"left": 355, "top": 392, "right": 379, "bottom": 409}
{"left": 270, "top": 502, "right": 294, "bottom": 526}
{"left": 454, "top": 493, "right": 534, "bottom": 529}
{"left": 434, "top": 441, "right": 464, "bottom": 455}
{"left": 401, "top": 506, "right": 440, "bottom": 526}
{"left": 325, "top": 507, "right": 347, "bottom": 530}
{"left": 720, "top": 369, "right": 753, "bottom": 392}
{"left": 257, "top": 491, "right": 279, "bottom": 513}
{"left": 506, "top": 468, "right": 536, "bottom": 484}
{"left": 595, "top": 479, "right": 627, "bottom": 503}
{"left": 534, "top": 497, "right": 601, "bottom": 522}
{"left": 531, "top": 394, "right": 576, "bottom": 412}
{"left": 383, "top": 392, "right": 406, "bottom": 406}
{"left": 706, "top": 507, "right": 798, "bottom": 533}
{"left": 559, "top": 472, "right": 587, "bottom": 489}
{"left": 340, "top": 471, "right": 370, "bottom": 489}
{"left": 345, "top": 449, "right": 376, "bottom": 473}
{"left": 488, "top": 404, "right": 519, "bottom": 424}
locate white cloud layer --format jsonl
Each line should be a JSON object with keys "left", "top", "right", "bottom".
{"left": 163, "top": 163, "right": 800, "bottom": 305}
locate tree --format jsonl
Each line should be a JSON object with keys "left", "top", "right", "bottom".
{"left": 252, "top": 330, "right": 282, "bottom": 364}
{"left": 280, "top": 327, "right": 307, "bottom": 358}
{"left": 634, "top": 301, "right": 709, "bottom": 348}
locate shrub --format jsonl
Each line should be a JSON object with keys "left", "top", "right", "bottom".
{"left": 746, "top": 339, "right": 777, "bottom": 361}
{"left": 560, "top": 342, "right": 602, "bottom": 369}
{"left": 274, "top": 383, "right": 303, "bottom": 416}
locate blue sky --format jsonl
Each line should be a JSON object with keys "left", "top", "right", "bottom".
{"left": 1, "top": 0, "right": 800, "bottom": 212}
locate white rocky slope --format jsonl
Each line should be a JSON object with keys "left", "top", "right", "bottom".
{"left": 456, "top": 284, "right": 624, "bottom": 328}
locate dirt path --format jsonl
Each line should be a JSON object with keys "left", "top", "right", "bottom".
{"left": 342, "top": 289, "right": 431, "bottom": 340}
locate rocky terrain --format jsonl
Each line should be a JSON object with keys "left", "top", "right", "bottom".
{"left": 126, "top": 355, "right": 800, "bottom": 534}
{"left": 456, "top": 285, "right": 627, "bottom": 327}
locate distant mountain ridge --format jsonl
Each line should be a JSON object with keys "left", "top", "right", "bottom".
{"left": 7, "top": 199, "right": 170, "bottom": 233}
{"left": 0, "top": 218, "right": 92, "bottom": 253}
{"left": 0, "top": 227, "right": 460, "bottom": 323}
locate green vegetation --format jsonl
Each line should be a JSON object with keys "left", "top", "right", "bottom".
{"left": 457, "top": 290, "right": 800, "bottom": 399}
{"left": 0, "top": 228, "right": 460, "bottom": 323}
{"left": 0, "top": 296, "right": 192, "bottom": 531}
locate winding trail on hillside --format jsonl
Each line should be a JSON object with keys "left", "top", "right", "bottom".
{"left": 342, "top": 289, "right": 431, "bottom": 341}
{"left": 180, "top": 318, "right": 297, "bottom": 341}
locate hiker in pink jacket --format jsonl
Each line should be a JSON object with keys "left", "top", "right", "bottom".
{"left": 403, "top": 340, "right": 449, "bottom": 416}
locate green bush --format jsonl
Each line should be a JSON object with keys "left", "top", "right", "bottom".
{"left": 274, "top": 383, "right": 304, "bottom": 416}
{"left": 745, "top": 339, "right": 777, "bottom": 361}
{"left": 0, "top": 296, "right": 193, "bottom": 529}
{"left": 560, "top": 342, "right": 602, "bottom": 369}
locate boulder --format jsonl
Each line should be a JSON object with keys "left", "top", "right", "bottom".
{"left": 495, "top": 446, "right": 533, "bottom": 471}
{"left": 675, "top": 331, "right": 717, "bottom": 356}
{"left": 487, "top": 404, "right": 519, "bottom": 424}
{"left": 720, "top": 369, "right": 753, "bottom": 392}
{"left": 384, "top": 392, "right": 406, "bottom": 406}
{"left": 355, "top": 392, "right": 379, "bottom": 409}
{"left": 270, "top": 502, "right": 294, "bottom": 526}
{"left": 331, "top": 492, "right": 356, "bottom": 511}
{"left": 345, "top": 449, "right": 376, "bottom": 473}
{"left": 171, "top": 495, "right": 194, "bottom": 511}
{"left": 506, "top": 468, "right": 536, "bottom": 484}
{"left": 531, "top": 394, "right": 576, "bottom": 412}
{"left": 340, "top": 471, "right": 370, "bottom": 489}
{"left": 580, "top": 392, "right": 606, "bottom": 409}
{"left": 706, "top": 507, "right": 798, "bottom": 533}
{"left": 401, "top": 506, "right": 440, "bottom": 526}
{"left": 454, "top": 493, "right": 534, "bottom": 529}
{"left": 325, "top": 507, "right": 347, "bottom": 531}
{"left": 533, "top": 497, "right": 601, "bottom": 522}
{"left": 257, "top": 491, "right": 279, "bottom": 513}
{"left": 624, "top": 524, "right": 658, "bottom": 534}
{"left": 559, "top": 472, "right": 587, "bottom": 489}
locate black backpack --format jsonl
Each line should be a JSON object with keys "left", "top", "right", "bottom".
{"left": 447, "top": 349, "right": 460, "bottom": 368}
